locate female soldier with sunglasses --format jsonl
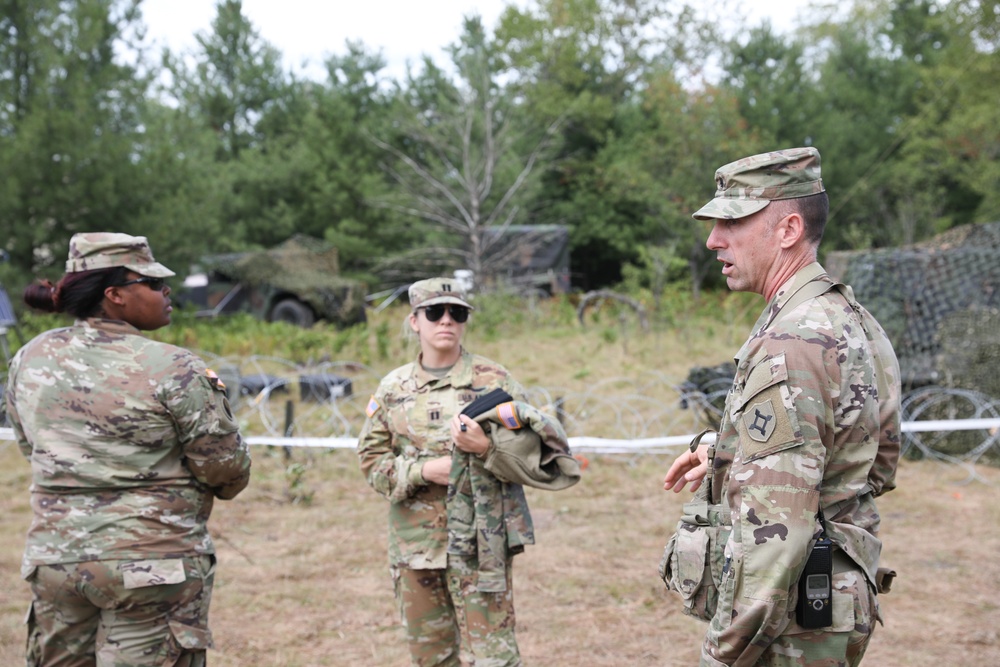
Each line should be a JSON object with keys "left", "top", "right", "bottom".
{"left": 5, "top": 232, "right": 251, "bottom": 666}
{"left": 358, "top": 277, "right": 568, "bottom": 667}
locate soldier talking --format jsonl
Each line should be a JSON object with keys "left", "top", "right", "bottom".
{"left": 662, "top": 148, "right": 901, "bottom": 666}
{"left": 6, "top": 233, "right": 251, "bottom": 666}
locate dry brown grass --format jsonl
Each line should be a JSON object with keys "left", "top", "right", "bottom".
{"left": 2, "top": 445, "right": 999, "bottom": 666}
{"left": 3, "top": 297, "right": 1000, "bottom": 665}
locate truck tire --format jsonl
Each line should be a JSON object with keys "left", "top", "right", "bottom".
{"left": 270, "top": 298, "right": 316, "bottom": 327}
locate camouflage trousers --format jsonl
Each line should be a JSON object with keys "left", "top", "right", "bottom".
{"left": 22, "top": 555, "right": 215, "bottom": 667}
{"left": 701, "top": 561, "right": 878, "bottom": 666}
{"left": 393, "top": 554, "right": 520, "bottom": 667}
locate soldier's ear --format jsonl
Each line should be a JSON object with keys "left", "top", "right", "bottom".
{"left": 104, "top": 284, "right": 126, "bottom": 306}
{"left": 777, "top": 211, "right": 805, "bottom": 249}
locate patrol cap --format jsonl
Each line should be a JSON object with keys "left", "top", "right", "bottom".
{"left": 692, "top": 147, "right": 825, "bottom": 221}
{"left": 65, "top": 232, "right": 175, "bottom": 277}
{"left": 408, "top": 277, "right": 473, "bottom": 310}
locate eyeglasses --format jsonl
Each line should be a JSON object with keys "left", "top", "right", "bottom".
{"left": 421, "top": 304, "right": 470, "bottom": 323}
{"left": 117, "top": 277, "right": 167, "bottom": 291}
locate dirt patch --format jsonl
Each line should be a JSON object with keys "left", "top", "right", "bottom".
{"left": 2, "top": 444, "right": 999, "bottom": 666}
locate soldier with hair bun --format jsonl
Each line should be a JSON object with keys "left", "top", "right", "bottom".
{"left": 358, "top": 277, "right": 573, "bottom": 667}
{"left": 6, "top": 232, "right": 251, "bottom": 667}
{"left": 663, "top": 148, "right": 901, "bottom": 666}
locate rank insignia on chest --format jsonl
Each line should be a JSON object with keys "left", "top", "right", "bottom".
{"left": 743, "top": 399, "right": 777, "bottom": 443}
{"left": 428, "top": 408, "right": 442, "bottom": 421}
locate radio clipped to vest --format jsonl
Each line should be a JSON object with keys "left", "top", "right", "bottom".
{"left": 796, "top": 510, "right": 833, "bottom": 628}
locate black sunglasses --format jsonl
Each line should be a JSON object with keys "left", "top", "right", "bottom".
{"left": 421, "top": 304, "right": 470, "bottom": 323}
{"left": 117, "top": 277, "right": 167, "bottom": 291}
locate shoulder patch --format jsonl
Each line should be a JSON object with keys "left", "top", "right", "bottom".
{"left": 205, "top": 368, "right": 226, "bottom": 391}
{"left": 739, "top": 385, "right": 797, "bottom": 460}
{"left": 366, "top": 394, "right": 380, "bottom": 418}
{"left": 496, "top": 401, "right": 522, "bottom": 429}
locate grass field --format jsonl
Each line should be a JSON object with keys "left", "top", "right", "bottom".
{"left": 2, "top": 295, "right": 999, "bottom": 665}
{"left": 2, "top": 446, "right": 999, "bottom": 666}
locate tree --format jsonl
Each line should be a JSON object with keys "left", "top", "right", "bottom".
{"left": 0, "top": 0, "right": 156, "bottom": 279}
{"left": 370, "top": 16, "right": 562, "bottom": 288}
{"left": 163, "top": 0, "right": 288, "bottom": 160}
{"left": 494, "top": 0, "right": 715, "bottom": 288}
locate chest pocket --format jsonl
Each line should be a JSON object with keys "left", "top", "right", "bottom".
{"left": 732, "top": 355, "right": 803, "bottom": 462}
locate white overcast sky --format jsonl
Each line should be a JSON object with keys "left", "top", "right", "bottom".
{"left": 139, "top": 0, "right": 818, "bottom": 82}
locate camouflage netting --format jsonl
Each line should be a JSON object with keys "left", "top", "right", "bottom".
{"left": 205, "top": 235, "right": 366, "bottom": 325}
{"left": 825, "top": 222, "right": 1000, "bottom": 395}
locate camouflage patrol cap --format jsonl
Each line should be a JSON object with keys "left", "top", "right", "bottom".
{"left": 409, "top": 277, "right": 474, "bottom": 310}
{"left": 65, "top": 232, "right": 175, "bottom": 277}
{"left": 692, "top": 147, "right": 825, "bottom": 221}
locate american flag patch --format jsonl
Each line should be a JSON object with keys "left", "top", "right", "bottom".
{"left": 496, "top": 402, "right": 521, "bottom": 429}
{"left": 365, "top": 395, "right": 380, "bottom": 418}
{"left": 205, "top": 368, "right": 226, "bottom": 390}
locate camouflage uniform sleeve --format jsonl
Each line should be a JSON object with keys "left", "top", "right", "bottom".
{"left": 867, "top": 316, "right": 902, "bottom": 497}
{"left": 356, "top": 382, "right": 427, "bottom": 503}
{"left": 705, "top": 342, "right": 834, "bottom": 665}
{"left": 169, "top": 360, "right": 251, "bottom": 500}
{"left": 4, "top": 357, "right": 31, "bottom": 460}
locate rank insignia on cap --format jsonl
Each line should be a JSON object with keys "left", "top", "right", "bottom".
{"left": 496, "top": 402, "right": 522, "bottom": 430}
{"left": 366, "top": 395, "right": 380, "bottom": 418}
{"left": 743, "top": 399, "right": 777, "bottom": 442}
{"left": 205, "top": 368, "right": 226, "bottom": 390}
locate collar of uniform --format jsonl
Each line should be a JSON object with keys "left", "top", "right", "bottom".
{"left": 762, "top": 262, "right": 827, "bottom": 329}
{"left": 78, "top": 317, "right": 143, "bottom": 337}
{"left": 735, "top": 262, "right": 827, "bottom": 369}
{"left": 410, "top": 347, "right": 475, "bottom": 389}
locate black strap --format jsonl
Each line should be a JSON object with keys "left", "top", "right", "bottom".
{"left": 461, "top": 388, "right": 515, "bottom": 419}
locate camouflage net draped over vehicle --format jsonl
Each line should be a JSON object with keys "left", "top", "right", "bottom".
{"left": 205, "top": 235, "right": 366, "bottom": 326}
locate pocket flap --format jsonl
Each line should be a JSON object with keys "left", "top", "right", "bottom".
{"left": 168, "top": 620, "right": 214, "bottom": 650}
{"left": 672, "top": 526, "right": 710, "bottom": 598}
{"left": 735, "top": 354, "right": 788, "bottom": 412}
{"left": 121, "top": 559, "right": 187, "bottom": 589}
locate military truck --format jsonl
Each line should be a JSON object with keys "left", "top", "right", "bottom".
{"left": 181, "top": 235, "right": 367, "bottom": 328}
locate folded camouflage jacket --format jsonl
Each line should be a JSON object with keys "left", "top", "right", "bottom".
{"left": 446, "top": 397, "right": 575, "bottom": 592}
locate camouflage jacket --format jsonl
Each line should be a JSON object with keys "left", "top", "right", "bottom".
{"left": 357, "top": 349, "right": 538, "bottom": 570}
{"left": 703, "top": 263, "right": 901, "bottom": 665}
{"left": 6, "top": 318, "right": 251, "bottom": 569}
{"left": 448, "top": 399, "right": 573, "bottom": 591}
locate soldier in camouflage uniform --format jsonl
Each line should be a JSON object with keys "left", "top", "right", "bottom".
{"left": 358, "top": 277, "right": 568, "bottom": 667}
{"left": 663, "top": 148, "right": 902, "bottom": 666}
{"left": 5, "top": 233, "right": 252, "bottom": 667}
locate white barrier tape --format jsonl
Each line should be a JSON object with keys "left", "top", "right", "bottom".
{"left": 3, "top": 420, "right": 999, "bottom": 451}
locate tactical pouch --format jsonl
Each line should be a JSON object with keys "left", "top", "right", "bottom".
{"left": 659, "top": 494, "right": 729, "bottom": 622}
{"left": 876, "top": 566, "right": 897, "bottom": 594}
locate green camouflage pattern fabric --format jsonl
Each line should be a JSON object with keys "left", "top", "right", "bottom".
{"left": 447, "top": 401, "right": 573, "bottom": 592}
{"left": 693, "top": 147, "right": 825, "bottom": 221}
{"left": 65, "top": 232, "right": 175, "bottom": 277}
{"left": 476, "top": 401, "right": 579, "bottom": 491}
{"left": 5, "top": 318, "right": 251, "bottom": 568}
{"left": 24, "top": 555, "right": 214, "bottom": 666}
{"left": 701, "top": 263, "right": 901, "bottom": 666}
{"left": 408, "top": 276, "right": 474, "bottom": 309}
{"left": 357, "top": 349, "right": 535, "bottom": 570}
{"left": 394, "top": 558, "right": 519, "bottom": 667}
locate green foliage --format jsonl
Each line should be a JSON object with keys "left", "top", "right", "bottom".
{"left": 1, "top": 0, "right": 998, "bottom": 299}
{"left": 283, "top": 461, "right": 316, "bottom": 506}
